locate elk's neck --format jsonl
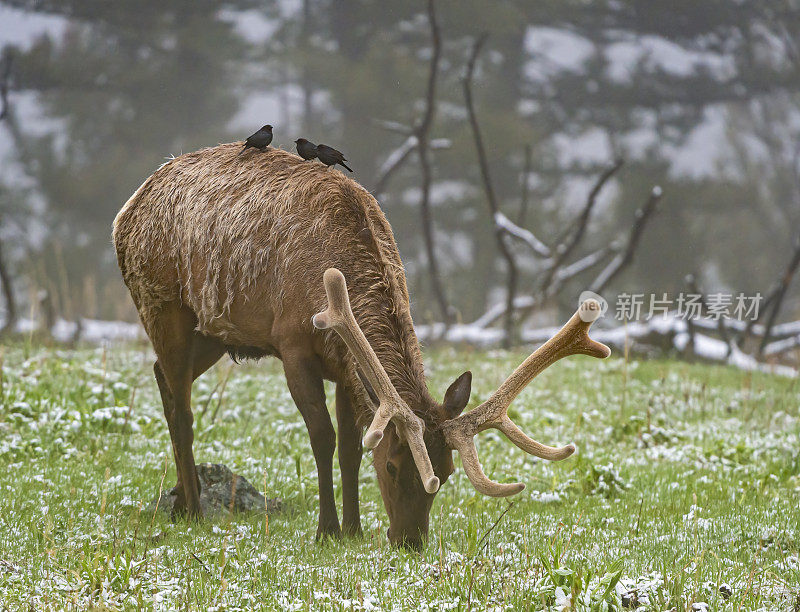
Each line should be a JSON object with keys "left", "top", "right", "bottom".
{"left": 347, "top": 297, "right": 433, "bottom": 412}
{"left": 370, "top": 321, "right": 433, "bottom": 410}
{"left": 332, "top": 197, "right": 435, "bottom": 415}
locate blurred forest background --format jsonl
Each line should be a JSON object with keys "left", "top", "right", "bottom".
{"left": 1, "top": 0, "right": 799, "bottom": 333}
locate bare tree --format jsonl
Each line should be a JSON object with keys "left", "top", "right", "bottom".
{"left": 0, "top": 222, "right": 17, "bottom": 335}
{"left": 589, "top": 186, "right": 662, "bottom": 293}
{"left": 485, "top": 179, "right": 661, "bottom": 330}
{"left": 463, "top": 34, "right": 520, "bottom": 346}
{"left": 685, "top": 273, "right": 734, "bottom": 358}
{"left": 373, "top": 0, "right": 454, "bottom": 324}
{"left": 517, "top": 144, "right": 532, "bottom": 226}
{"left": 0, "top": 53, "right": 17, "bottom": 335}
{"left": 757, "top": 234, "right": 800, "bottom": 356}
{"left": 460, "top": 40, "right": 640, "bottom": 346}
{"left": 416, "top": 0, "right": 454, "bottom": 324}
{"left": 539, "top": 158, "right": 624, "bottom": 292}
{"left": 443, "top": 53, "right": 659, "bottom": 343}
{"left": 0, "top": 52, "right": 11, "bottom": 122}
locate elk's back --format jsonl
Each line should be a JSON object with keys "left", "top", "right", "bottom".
{"left": 112, "top": 143, "right": 409, "bottom": 345}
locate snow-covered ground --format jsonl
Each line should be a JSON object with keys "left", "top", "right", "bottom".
{"left": 5, "top": 316, "right": 144, "bottom": 344}
{"left": 4, "top": 308, "right": 795, "bottom": 378}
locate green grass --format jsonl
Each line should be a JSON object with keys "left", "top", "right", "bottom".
{"left": 0, "top": 343, "right": 798, "bottom": 610}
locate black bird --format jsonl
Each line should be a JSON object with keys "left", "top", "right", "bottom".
{"left": 294, "top": 138, "right": 318, "bottom": 161}
{"left": 239, "top": 125, "right": 273, "bottom": 155}
{"left": 316, "top": 144, "right": 353, "bottom": 172}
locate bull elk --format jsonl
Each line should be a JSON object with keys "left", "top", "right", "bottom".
{"left": 113, "top": 143, "right": 610, "bottom": 549}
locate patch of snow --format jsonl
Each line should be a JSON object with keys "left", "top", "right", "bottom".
{"left": 604, "top": 35, "right": 736, "bottom": 83}
{"left": 421, "top": 308, "right": 797, "bottom": 377}
{"left": 400, "top": 180, "right": 476, "bottom": 207}
{"left": 3, "top": 316, "right": 143, "bottom": 343}
{"left": 525, "top": 27, "right": 595, "bottom": 76}
{"left": 666, "top": 106, "right": 731, "bottom": 179}
{"left": 218, "top": 8, "right": 280, "bottom": 44}
{"left": 0, "top": 5, "right": 68, "bottom": 52}
{"left": 552, "top": 128, "right": 614, "bottom": 168}
{"left": 51, "top": 318, "right": 144, "bottom": 343}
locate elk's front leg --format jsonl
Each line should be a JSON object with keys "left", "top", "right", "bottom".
{"left": 283, "top": 351, "right": 341, "bottom": 540}
{"left": 335, "top": 384, "right": 363, "bottom": 536}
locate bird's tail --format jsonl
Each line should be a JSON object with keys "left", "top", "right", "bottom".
{"left": 237, "top": 145, "right": 249, "bottom": 156}
{"left": 341, "top": 161, "right": 353, "bottom": 172}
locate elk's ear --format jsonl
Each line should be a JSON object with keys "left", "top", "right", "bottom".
{"left": 356, "top": 369, "right": 380, "bottom": 406}
{"left": 443, "top": 371, "right": 472, "bottom": 418}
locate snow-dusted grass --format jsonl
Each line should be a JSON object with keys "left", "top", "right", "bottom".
{"left": 0, "top": 343, "right": 798, "bottom": 610}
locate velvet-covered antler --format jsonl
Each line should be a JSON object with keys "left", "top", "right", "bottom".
{"left": 312, "top": 268, "right": 440, "bottom": 494}
{"left": 442, "top": 300, "right": 610, "bottom": 497}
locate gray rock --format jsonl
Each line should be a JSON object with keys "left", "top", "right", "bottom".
{"left": 151, "top": 463, "right": 282, "bottom": 517}
{"left": 621, "top": 591, "right": 638, "bottom": 608}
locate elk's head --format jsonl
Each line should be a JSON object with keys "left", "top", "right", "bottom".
{"left": 313, "top": 268, "right": 610, "bottom": 550}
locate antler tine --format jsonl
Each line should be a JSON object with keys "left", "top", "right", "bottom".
{"left": 446, "top": 431, "right": 526, "bottom": 497}
{"left": 312, "top": 268, "right": 440, "bottom": 494}
{"left": 443, "top": 299, "right": 610, "bottom": 497}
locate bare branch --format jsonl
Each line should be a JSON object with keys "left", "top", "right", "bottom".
{"left": 487, "top": 244, "right": 617, "bottom": 328}
{"left": 683, "top": 305, "right": 698, "bottom": 358}
{"left": 539, "top": 158, "right": 624, "bottom": 292}
{"left": 475, "top": 185, "right": 658, "bottom": 331}
{"left": 0, "top": 54, "right": 11, "bottom": 122}
{"left": 419, "top": 143, "right": 454, "bottom": 323}
{"left": 763, "top": 333, "right": 800, "bottom": 357}
{"left": 493, "top": 212, "right": 551, "bottom": 258}
{"left": 369, "top": 2, "right": 456, "bottom": 322}
{"left": 0, "top": 55, "right": 17, "bottom": 334}
{"left": 518, "top": 144, "right": 532, "bottom": 226}
{"left": 770, "top": 319, "right": 800, "bottom": 338}
{"left": 472, "top": 295, "right": 537, "bottom": 329}
{"left": 463, "top": 34, "right": 492, "bottom": 209}
{"left": 463, "top": 33, "right": 520, "bottom": 346}
{"left": 373, "top": 139, "right": 450, "bottom": 199}
{"left": 553, "top": 244, "right": 616, "bottom": 285}
{"left": 416, "top": 0, "right": 453, "bottom": 324}
{"left": 0, "top": 231, "right": 17, "bottom": 335}
{"left": 429, "top": 138, "right": 451, "bottom": 150}
{"left": 373, "top": 134, "right": 417, "bottom": 197}
{"left": 417, "top": 0, "right": 440, "bottom": 140}
{"left": 589, "top": 185, "right": 662, "bottom": 293}
{"left": 758, "top": 234, "right": 800, "bottom": 356}
{"left": 373, "top": 118, "right": 414, "bottom": 135}
{"left": 737, "top": 291, "right": 777, "bottom": 344}
{"left": 686, "top": 273, "right": 734, "bottom": 358}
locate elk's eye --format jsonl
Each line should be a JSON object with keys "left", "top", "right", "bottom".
{"left": 385, "top": 461, "right": 398, "bottom": 478}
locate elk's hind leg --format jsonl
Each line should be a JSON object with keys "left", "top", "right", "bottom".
{"left": 150, "top": 303, "right": 224, "bottom": 519}
{"left": 335, "top": 384, "right": 363, "bottom": 536}
{"left": 154, "top": 362, "right": 185, "bottom": 507}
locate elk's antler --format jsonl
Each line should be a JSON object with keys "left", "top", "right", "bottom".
{"left": 312, "top": 268, "right": 440, "bottom": 494}
{"left": 442, "top": 300, "right": 610, "bottom": 497}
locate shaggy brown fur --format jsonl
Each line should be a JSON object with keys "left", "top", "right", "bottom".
{"left": 113, "top": 142, "right": 469, "bottom": 546}
{"left": 114, "top": 143, "right": 431, "bottom": 414}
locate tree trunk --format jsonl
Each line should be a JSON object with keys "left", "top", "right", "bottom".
{"left": 0, "top": 238, "right": 17, "bottom": 334}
